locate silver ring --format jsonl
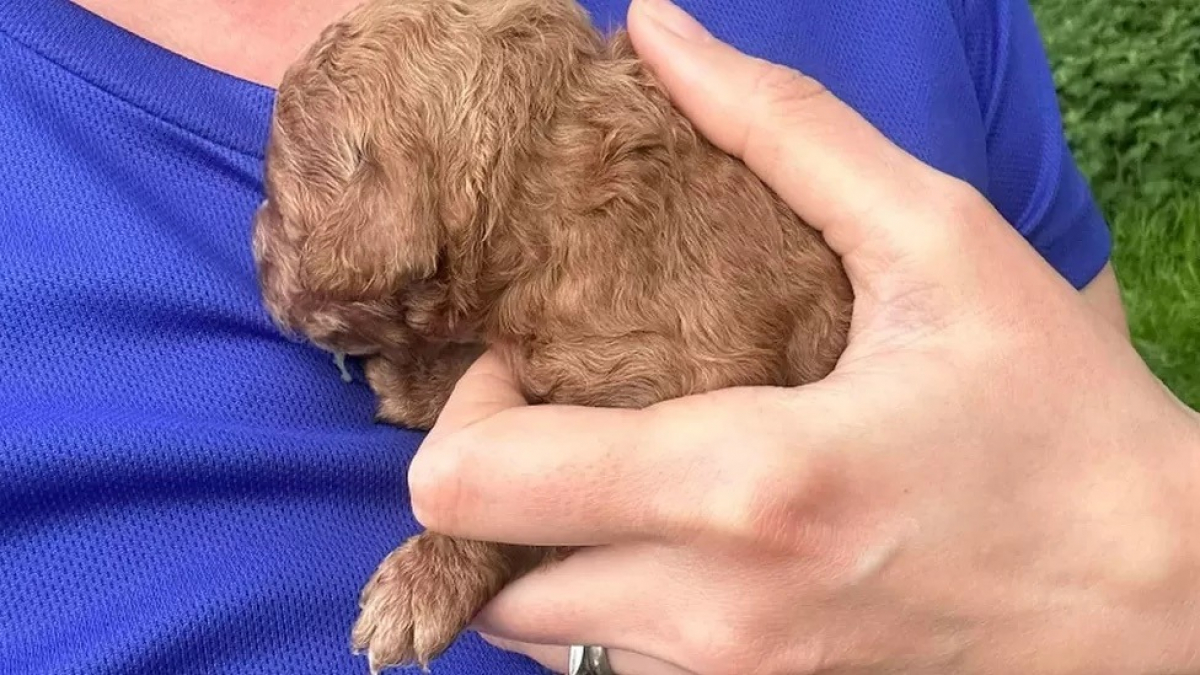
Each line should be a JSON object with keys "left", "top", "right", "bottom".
{"left": 568, "top": 644, "right": 615, "bottom": 675}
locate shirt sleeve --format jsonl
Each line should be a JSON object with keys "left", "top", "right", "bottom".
{"left": 959, "top": 0, "right": 1112, "bottom": 289}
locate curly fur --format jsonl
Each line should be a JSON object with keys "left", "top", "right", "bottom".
{"left": 251, "top": 0, "right": 853, "bottom": 671}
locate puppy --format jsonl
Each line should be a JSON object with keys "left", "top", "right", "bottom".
{"left": 251, "top": 0, "right": 853, "bottom": 671}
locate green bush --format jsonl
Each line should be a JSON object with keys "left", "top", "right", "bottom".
{"left": 1031, "top": 0, "right": 1199, "bottom": 408}
{"left": 1033, "top": 0, "right": 1200, "bottom": 210}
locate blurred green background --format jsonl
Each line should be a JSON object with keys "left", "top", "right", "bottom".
{"left": 1032, "top": 0, "right": 1199, "bottom": 408}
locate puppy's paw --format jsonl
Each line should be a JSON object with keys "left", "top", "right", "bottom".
{"left": 363, "top": 350, "right": 480, "bottom": 431}
{"left": 351, "top": 534, "right": 527, "bottom": 673}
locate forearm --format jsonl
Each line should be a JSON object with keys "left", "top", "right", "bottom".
{"left": 1081, "top": 262, "right": 1130, "bottom": 335}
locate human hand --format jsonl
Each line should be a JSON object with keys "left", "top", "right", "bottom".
{"left": 407, "top": 0, "right": 1200, "bottom": 673}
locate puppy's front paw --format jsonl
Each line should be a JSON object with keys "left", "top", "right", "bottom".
{"left": 363, "top": 357, "right": 446, "bottom": 431}
{"left": 364, "top": 349, "right": 482, "bottom": 431}
{"left": 351, "top": 534, "right": 536, "bottom": 673}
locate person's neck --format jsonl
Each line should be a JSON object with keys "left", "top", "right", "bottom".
{"left": 70, "top": 0, "right": 365, "bottom": 87}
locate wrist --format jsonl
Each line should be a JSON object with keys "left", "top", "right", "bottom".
{"left": 1063, "top": 386, "right": 1200, "bottom": 674}
{"left": 1124, "top": 402, "right": 1200, "bottom": 674}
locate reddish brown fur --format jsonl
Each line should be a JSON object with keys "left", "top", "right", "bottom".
{"left": 251, "top": 0, "right": 853, "bottom": 671}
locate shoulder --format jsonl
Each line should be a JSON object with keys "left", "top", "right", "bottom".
{"left": 584, "top": 0, "right": 1112, "bottom": 289}
{"left": 778, "top": 0, "right": 1112, "bottom": 290}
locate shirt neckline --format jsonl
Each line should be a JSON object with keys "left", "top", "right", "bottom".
{"left": 0, "top": 0, "right": 276, "bottom": 158}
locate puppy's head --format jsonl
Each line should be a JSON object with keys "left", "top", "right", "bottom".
{"left": 251, "top": 5, "right": 442, "bottom": 357}
{"left": 251, "top": 0, "right": 603, "bottom": 355}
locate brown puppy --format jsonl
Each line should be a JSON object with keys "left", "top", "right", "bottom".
{"left": 251, "top": 0, "right": 853, "bottom": 671}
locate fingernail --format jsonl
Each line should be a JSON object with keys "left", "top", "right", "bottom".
{"left": 637, "top": 0, "right": 711, "bottom": 42}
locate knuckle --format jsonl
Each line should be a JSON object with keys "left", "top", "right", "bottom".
{"left": 785, "top": 638, "right": 836, "bottom": 675}
{"left": 709, "top": 447, "right": 838, "bottom": 554}
{"left": 406, "top": 436, "right": 469, "bottom": 532}
{"left": 887, "top": 174, "right": 993, "bottom": 270}
{"left": 748, "top": 61, "right": 830, "bottom": 118}
{"left": 679, "top": 617, "right": 759, "bottom": 675}
{"left": 683, "top": 614, "right": 833, "bottom": 675}
{"left": 742, "top": 62, "right": 830, "bottom": 163}
{"left": 930, "top": 175, "right": 995, "bottom": 235}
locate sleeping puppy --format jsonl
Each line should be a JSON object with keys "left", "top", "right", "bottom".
{"left": 251, "top": 0, "right": 853, "bottom": 671}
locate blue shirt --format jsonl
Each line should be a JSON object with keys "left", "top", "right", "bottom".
{"left": 0, "top": 0, "right": 1108, "bottom": 673}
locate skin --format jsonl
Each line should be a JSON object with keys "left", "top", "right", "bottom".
{"left": 70, "top": 0, "right": 364, "bottom": 88}
{"left": 69, "top": 0, "right": 1173, "bottom": 672}
{"left": 407, "top": 1, "right": 1199, "bottom": 674}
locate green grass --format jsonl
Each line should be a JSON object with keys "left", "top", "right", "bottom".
{"left": 1111, "top": 195, "right": 1200, "bottom": 405}
{"left": 1032, "top": 0, "right": 1200, "bottom": 408}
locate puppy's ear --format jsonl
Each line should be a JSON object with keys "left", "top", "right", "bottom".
{"left": 263, "top": 43, "right": 445, "bottom": 307}
{"left": 296, "top": 139, "right": 441, "bottom": 303}
{"left": 254, "top": 96, "right": 445, "bottom": 354}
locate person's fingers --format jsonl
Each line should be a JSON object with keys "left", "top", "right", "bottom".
{"left": 419, "top": 348, "right": 527, "bottom": 446}
{"left": 474, "top": 540, "right": 955, "bottom": 675}
{"left": 410, "top": 384, "right": 805, "bottom": 546}
{"left": 478, "top": 634, "right": 694, "bottom": 675}
{"left": 471, "top": 544, "right": 667, "bottom": 650}
{"left": 472, "top": 542, "right": 840, "bottom": 675}
{"left": 412, "top": 399, "right": 658, "bottom": 544}
{"left": 626, "top": 0, "right": 975, "bottom": 274}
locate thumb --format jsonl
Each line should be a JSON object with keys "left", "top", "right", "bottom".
{"left": 419, "top": 348, "right": 527, "bottom": 447}
{"left": 626, "top": 0, "right": 971, "bottom": 277}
